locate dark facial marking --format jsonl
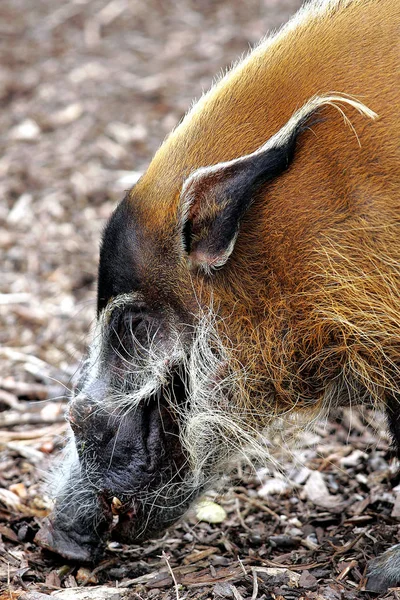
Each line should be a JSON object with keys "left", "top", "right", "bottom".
{"left": 97, "top": 197, "right": 141, "bottom": 313}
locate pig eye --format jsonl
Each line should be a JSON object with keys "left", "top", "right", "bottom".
{"left": 116, "top": 308, "right": 145, "bottom": 339}
{"left": 109, "top": 305, "right": 146, "bottom": 347}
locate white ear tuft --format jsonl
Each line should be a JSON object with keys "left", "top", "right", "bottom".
{"left": 180, "top": 92, "right": 377, "bottom": 272}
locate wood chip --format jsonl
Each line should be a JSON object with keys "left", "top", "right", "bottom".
{"left": 391, "top": 493, "right": 400, "bottom": 518}
{"left": 183, "top": 547, "right": 219, "bottom": 565}
{"left": 303, "top": 471, "right": 344, "bottom": 510}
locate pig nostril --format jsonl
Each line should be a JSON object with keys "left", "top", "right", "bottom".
{"left": 68, "top": 410, "right": 82, "bottom": 433}
{"left": 112, "top": 306, "right": 145, "bottom": 341}
{"left": 69, "top": 394, "right": 95, "bottom": 418}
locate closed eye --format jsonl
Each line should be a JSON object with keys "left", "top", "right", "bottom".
{"left": 109, "top": 305, "right": 147, "bottom": 357}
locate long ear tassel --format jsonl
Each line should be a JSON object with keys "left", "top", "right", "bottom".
{"left": 180, "top": 93, "right": 377, "bottom": 272}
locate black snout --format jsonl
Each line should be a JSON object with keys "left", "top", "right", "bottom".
{"left": 39, "top": 371, "right": 192, "bottom": 561}
{"left": 36, "top": 464, "right": 113, "bottom": 562}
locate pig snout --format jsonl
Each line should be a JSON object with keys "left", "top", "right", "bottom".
{"left": 37, "top": 395, "right": 115, "bottom": 561}
{"left": 39, "top": 378, "right": 190, "bottom": 560}
{"left": 36, "top": 497, "right": 112, "bottom": 563}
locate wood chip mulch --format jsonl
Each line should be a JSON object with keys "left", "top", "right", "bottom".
{"left": 1, "top": 0, "right": 399, "bottom": 598}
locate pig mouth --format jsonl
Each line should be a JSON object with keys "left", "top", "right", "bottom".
{"left": 37, "top": 369, "right": 200, "bottom": 562}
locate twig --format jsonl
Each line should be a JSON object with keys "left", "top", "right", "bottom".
{"left": 120, "top": 572, "right": 160, "bottom": 587}
{"left": 263, "top": 559, "right": 330, "bottom": 571}
{"left": 183, "top": 547, "right": 218, "bottom": 565}
{"left": 97, "top": 0, "right": 128, "bottom": 26}
{"left": 82, "top": 559, "right": 119, "bottom": 587}
{"left": 6, "top": 441, "right": 45, "bottom": 463}
{"left": 331, "top": 529, "right": 366, "bottom": 556}
{"left": 251, "top": 568, "right": 259, "bottom": 600}
{"left": 44, "top": 4, "right": 82, "bottom": 30}
{"left": 162, "top": 552, "right": 181, "bottom": 600}
{"left": 0, "top": 411, "right": 65, "bottom": 428}
{"left": 337, "top": 559, "right": 358, "bottom": 581}
{"left": 237, "top": 556, "right": 247, "bottom": 577}
{"left": 231, "top": 585, "right": 244, "bottom": 600}
{"left": 0, "top": 293, "right": 30, "bottom": 304}
{"left": 0, "top": 348, "right": 70, "bottom": 387}
{"left": 235, "top": 497, "right": 252, "bottom": 531}
{"left": 0, "top": 389, "right": 20, "bottom": 410}
{"left": 0, "top": 423, "right": 67, "bottom": 442}
{"left": 0, "top": 377, "right": 50, "bottom": 400}
{"left": 236, "top": 493, "right": 280, "bottom": 520}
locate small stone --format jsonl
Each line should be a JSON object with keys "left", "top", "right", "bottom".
{"left": 249, "top": 533, "right": 263, "bottom": 546}
{"left": 115, "top": 171, "right": 143, "bottom": 189}
{"left": 7, "top": 193, "right": 33, "bottom": 224}
{"left": 298, "top": 570, "right": 318, "bottom": 589}
{"left": 258, "top": 477, "right": 291, "bottom": 497}
{"left": 303, "top": 533, "right": 319, "bottom": 550}
{"left": 39, "top": 441, "right": 55, "bottom": 454}
{"left": 10, "top": 118, "right": 40, "bottom": 140}
{"left": 195, "top": 499, "right": 227, "bottom": 523}
{"left": 9, "top": 482, "right": 27, "bottom": 499}
{"left": 108, "top": 566, "right": 131, "bottom": 579}
{"left": 45, "top": 570, "right": 61, "bottom": 588}
{"left": 339, "top": 450, "right": 367, "bottom": 467}
{"left": 268, "top": 535, "right": 301, "bottom": 550}
{"left": 304, "top": 471, "right": 344, "bottom": 509}
{"left": 107, "top": 122, "right": 147, "bottom": 144}
{"left": 291, "top": 466, "right": 311, "bottom": 484}
{"left": 211, "top": 555, "right": 231, "bottom": 566}
{"left": 257, "top": 567, "right": 301, "bottom": 588}
{"left": 51, "top": 103, "right": 83, "bottom": 126}
{"left": 286, "top": 527, "right": 303, "bottom": 537}
{"left": 369, "top": 455, "right": 389, "bottom": 472}
{"left": 391, "top": 493, "right": 400, "bottom": 518}
{"left": 17, "top": 523, "right": 29, "bottom": 541}
{"left": 356, "top": 473, "right": 368, "bottom": 485}
{"left": 40, "top": 402, "right": 62, "bottom": 421}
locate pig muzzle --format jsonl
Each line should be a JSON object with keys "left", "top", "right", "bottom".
{"left": 37, "top": 373, "right": 193, "bottom": 561}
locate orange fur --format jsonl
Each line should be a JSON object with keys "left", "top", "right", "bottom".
{"left": 126, "top": 0, "right": 400, "bottom": 424}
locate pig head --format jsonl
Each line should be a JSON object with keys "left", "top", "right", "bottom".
{"left": 37, "top": 82, "right": 397, "bottom": 562}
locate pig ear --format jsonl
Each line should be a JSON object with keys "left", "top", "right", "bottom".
{"left": 180, "top": 94, "right": 377, "bottom": 271}
{"left": 180, "top": 123, "right": 305, "bottom": 272}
